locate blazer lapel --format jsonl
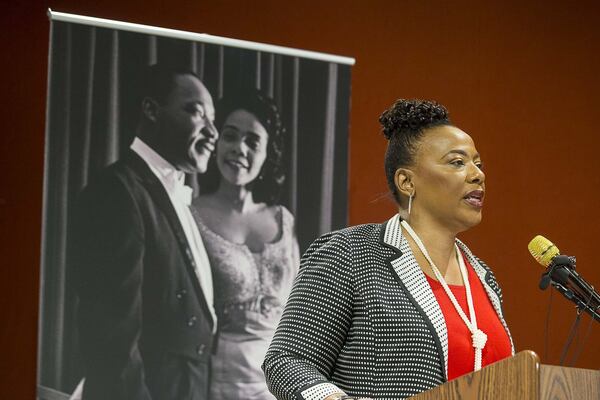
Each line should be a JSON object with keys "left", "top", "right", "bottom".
{"left": 125, "top": 151, "right": 215, "bottom": 328}
{"left": 381, "top": 214, "right": 449, "bottom": 380}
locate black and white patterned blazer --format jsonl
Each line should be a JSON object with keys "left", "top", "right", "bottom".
{"left": 263, "top": 214, "right": 514, "bottom": 400}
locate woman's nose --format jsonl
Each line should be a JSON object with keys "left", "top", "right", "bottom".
{"left": 468, "top": 163, "right": 485, "bottom": 184}
{"left": 231, "top": 139, "right": 248, "bottom": 155}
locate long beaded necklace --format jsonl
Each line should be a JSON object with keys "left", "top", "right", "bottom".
{"left": 401, "top": 220, "right": 488, "bottom": 371}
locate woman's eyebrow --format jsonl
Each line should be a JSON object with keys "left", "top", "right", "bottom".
{"left": 246, "top": 131, "right": 262, "bottom": 139}
{"left": 221, "top": 124, "right": 240, "bottom": 131}
{"left": 444, "top": 149, "right": 480, "bottom": 158}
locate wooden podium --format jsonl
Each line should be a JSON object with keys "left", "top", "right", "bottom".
{"left": 409, "top": 351, "right": 599, "bottom": 400}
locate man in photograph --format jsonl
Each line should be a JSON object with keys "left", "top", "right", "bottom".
{"left": 71, "top": 63, "right": 218, "bottom": 400}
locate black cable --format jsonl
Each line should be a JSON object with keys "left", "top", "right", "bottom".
{"left": 543, "top": 288, "right": 553, "bottom": 362}
{"left": 567, "top": 315, "right": 580, "bottom": 367}
{"left": 569, "top": 295, "right": 597, "bottom": 366}
{"left": 559, "top": 307, "right": 583, "bottom": 366}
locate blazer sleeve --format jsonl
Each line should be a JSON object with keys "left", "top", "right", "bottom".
{"left": 262, "top": 230, "right": 354, "bottom": 400}
{"left": 71, "top": 172, "right": 151, "bottom": 400}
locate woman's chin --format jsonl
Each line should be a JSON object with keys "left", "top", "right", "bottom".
{"left": 462, "top": 212, "right": 483, "bottom": 231}
{"left": 221, "top": 173, "right": 254, "bottom": 188}
{"left": 447, "top": 209, "right": 483, "bottom": 233}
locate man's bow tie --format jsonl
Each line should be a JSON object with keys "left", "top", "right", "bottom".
{"left": 166, "top": 171, "right": 193, "bottom": 206}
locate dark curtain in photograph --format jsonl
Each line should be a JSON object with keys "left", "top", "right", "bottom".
{"left": 39, "top": 21, "right": 350, "bottom": 394}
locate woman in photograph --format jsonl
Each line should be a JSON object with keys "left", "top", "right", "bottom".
{"left": 192, "top": 90, "right": 300, "bottom": 400}
{"left": 262, "top": 99, "right": 514, "bottom": 400}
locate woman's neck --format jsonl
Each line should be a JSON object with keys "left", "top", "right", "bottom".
{"left": 404, "top": 212, "right": 458, "bottom": 277}
{"left": 214, "top": 180, "right": 256, "bottom": 213}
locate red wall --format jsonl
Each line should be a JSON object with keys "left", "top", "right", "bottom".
{"left": 2, "top": 1, "right": 599, "bottom": 398}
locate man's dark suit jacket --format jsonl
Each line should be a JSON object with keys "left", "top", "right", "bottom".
{"left": 71, "top": 150, "right": 214, "bottom": 400}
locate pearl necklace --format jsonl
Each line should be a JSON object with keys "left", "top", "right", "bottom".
{"left": 401, "top": 220, "right": 487, "bottom": 372}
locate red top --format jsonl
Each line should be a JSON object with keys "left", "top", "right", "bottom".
{"left": 425, "top": 253, "right": 512, "bottom": 381}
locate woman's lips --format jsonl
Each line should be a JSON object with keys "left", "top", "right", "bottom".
{"left": 463, "top": 190, "right": 484, "bottom": 208}
{"left": 464, "top": 197, "right": 484, "bottom": 208}
{"left": 226, "top": 159, "right": 249, "bottom": 169}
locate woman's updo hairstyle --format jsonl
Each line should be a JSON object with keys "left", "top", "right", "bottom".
{"left": 379, "top": 99, "right": 450, "bottom": 203}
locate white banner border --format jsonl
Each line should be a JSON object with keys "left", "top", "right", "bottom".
{"left": 48, "top": 9, "right": 356, "bottom": 66}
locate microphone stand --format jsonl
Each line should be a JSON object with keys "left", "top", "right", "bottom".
{"left": 538, "top": 256, "right": 600, "bottom": 323}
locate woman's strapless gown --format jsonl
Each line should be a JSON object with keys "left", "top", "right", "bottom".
{"left": 193, "top": 206, "right": 299, "bottom": 400}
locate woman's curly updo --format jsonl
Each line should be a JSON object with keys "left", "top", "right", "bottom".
{"left": 379, "top": 99, "right": 451, "bottom": 203}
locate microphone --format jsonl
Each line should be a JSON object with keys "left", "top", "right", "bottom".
{"left": 528, "top": 235, "right": 600, "bottom": 322}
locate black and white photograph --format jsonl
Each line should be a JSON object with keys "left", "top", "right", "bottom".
{"left": 37, "top": 12, "right": 353, "bottom": 400}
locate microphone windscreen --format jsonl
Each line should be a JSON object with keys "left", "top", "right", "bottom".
{"left": 528, "top": 235, "right": 560, "bottom": 267}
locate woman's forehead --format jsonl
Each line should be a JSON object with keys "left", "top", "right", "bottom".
{"left": 418, "top": 125, "right": 478, "bottom": 157}
{"left": 224, "top": 110, "right": 268, "bottom": 136}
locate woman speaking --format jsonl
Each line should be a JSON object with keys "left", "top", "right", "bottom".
{"left": 262, "top": 99, "right": 514, "bottom": 400}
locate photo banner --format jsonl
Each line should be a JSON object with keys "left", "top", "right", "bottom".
{"left": 38, "top": 10, "right": 353, "bottom": 399}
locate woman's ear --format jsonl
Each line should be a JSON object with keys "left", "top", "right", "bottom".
{"left": 394, "top": 168, "right": 415, "bottom": 197}
{"left": 142, "top": 97, "right": 159, "bottom": 123}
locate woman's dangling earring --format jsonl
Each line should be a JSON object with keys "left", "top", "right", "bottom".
{"left": 408, "top": 193, "right": 413, "bottom": 216}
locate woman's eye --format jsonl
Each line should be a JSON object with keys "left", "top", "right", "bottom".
{"left": 246, "top": 139, "right": 259, "bottom": 150}
{"left": 476, "top": 162, "right": 484, "bottom": 170}
{"left": 450, "top": 159, "right": 465, "bottom": 167}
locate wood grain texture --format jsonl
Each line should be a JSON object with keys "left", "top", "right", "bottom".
{"left": 410, "top": 351, "right": 600, "bottom": 400}
{"left": 409, "top": 351, "right": 541, "bottom": 400}
{"left": 540, "top": 364, "right": 600, "bottom": 400}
